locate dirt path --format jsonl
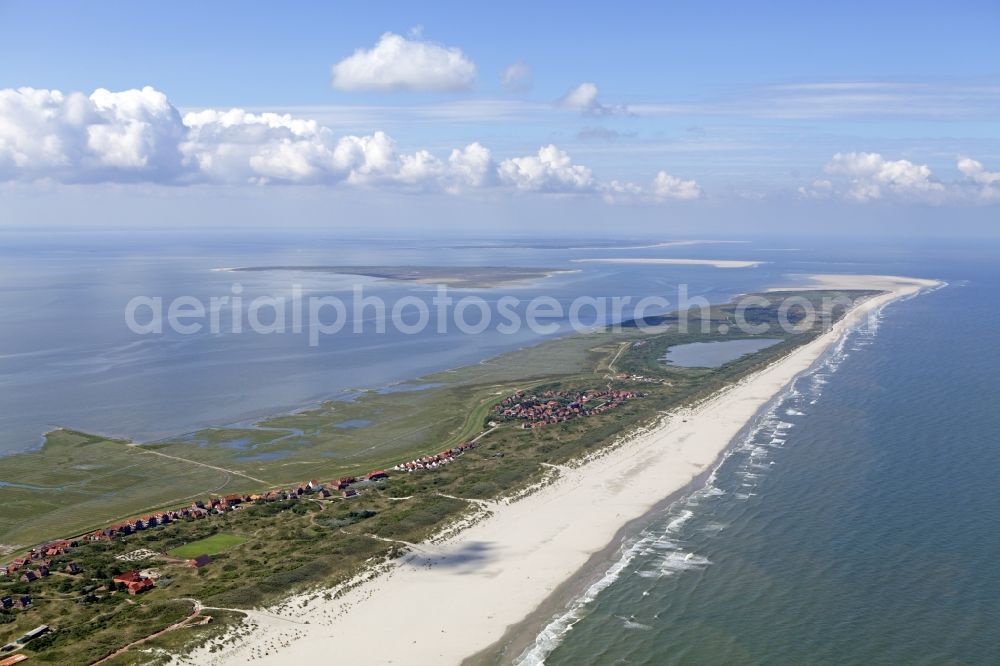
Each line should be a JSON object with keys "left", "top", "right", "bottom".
{"left": 90, "top": 601, "right": 200, "bottom": 665}
{"left": 130, "top": 445, "right": 270, "bottom": 485}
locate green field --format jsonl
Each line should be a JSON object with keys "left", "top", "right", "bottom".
{"left": 167, "top": 533, "right": 247, "bottom": 558}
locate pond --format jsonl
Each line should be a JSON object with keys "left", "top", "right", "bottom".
{"left": 662, "top": 338, "right": 783, "bottom": 368}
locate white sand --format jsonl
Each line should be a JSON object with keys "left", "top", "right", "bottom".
{"left": 198, "top": 274, "right": 938, "bottom": 666}
{"left": 573, "top": 258, "right": 764, "bottom": 268}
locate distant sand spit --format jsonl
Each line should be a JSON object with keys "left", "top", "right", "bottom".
{"left": 573, "top": 258, "right": 764, "bottom": 268}
{"left": 199, "top": 274, "right": 939, "bottom": 666}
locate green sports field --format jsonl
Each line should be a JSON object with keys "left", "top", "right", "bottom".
{"left": 167, "top": 533, "right": 247, "bottom": 558}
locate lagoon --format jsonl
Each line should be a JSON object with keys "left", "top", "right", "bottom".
{"left": 662, "top": 338, "right": 782, "bottom": 368}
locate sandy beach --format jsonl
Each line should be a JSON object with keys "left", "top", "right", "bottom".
{"left": 191, "top": 274, "right": 939, "bottom": 666}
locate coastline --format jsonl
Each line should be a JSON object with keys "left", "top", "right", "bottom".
{"left": 189, "top": 274, "right": 938, "bottom": 666}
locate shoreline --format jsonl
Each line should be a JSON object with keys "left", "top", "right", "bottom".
{"left": 468, "top": 430, "right": 730, "bottom": 666}
{"left": 192, "top": 274, "right": 939, "bottom": 666}
{"left": 472, "top": 348, "right": 806, "bottom": 665}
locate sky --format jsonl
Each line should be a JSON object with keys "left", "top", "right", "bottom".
{"left": 1, "top": 0, "right": 998, "bottom": 235}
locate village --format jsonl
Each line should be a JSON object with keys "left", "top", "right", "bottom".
{"left": 493, "top": 388, "right": 642, "bottom": 428}
{"left": 0, "top": 437, "right": 483, "bottom": 615}
{"left": 0, "top": 386, "right": 630, "bottom": 659}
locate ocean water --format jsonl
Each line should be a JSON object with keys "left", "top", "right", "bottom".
{"left": 522, "top": 257, "right": 1000, "bottom": 664}
{"left": 2, "top": 230, "right": 998, "bottom": 662}
{"left": 0, "top": 230, "right": 807, "bottom": 453}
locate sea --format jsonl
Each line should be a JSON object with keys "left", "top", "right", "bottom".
{"left": 1, "top": 230, "right": 998, "bottom": 664}
{"left": 519, "top": 248, "right": 1000, "bottom": 665}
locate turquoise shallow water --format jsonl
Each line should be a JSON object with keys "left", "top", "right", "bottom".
{"left": 525, "top": 269, "right": 1000, "bottom": 664}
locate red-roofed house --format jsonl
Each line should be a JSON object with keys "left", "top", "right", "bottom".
{"left": 126, "top": 578, "right": 155, "bottom": 595}
{"left": 113, "top": 570, "right": 142, "bottom": 585}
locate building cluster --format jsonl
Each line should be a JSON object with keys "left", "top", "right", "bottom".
{"left": 0, "top": 539, "right": 80, "bottom": 586}
{"left": 392, "top": 441, "right": 478, "bottom": 472}
{"left": 1, "top": 468, "right": 393, "bottom": 580}
{"left": 494, "top": 389, "right": 641, "bottom": 428}
{"left": 616, "top": 372, "right": 664, "bottom": 384}
{"left": 112, "top": 570, "right": 156, "bottom": 595}
{"left": 0, "top": 595, "right": 32, "bottom": 612}
{"left": 80, "top": 469, "right": 392, "bottom": 545}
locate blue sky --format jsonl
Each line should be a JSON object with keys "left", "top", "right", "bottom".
{"left": 4, "top": 1, "right": 998, "bottom": 104}
{"left": 1, "top": 0, "right": 998, "bottom": 233}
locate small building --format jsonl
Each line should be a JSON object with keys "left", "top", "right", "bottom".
{"left": 18, "top": 572, "right": 35, "bottom": 584}
{"left": 0, "top": 597, "right": 11, "bottom": 609}
{"left": 17, "top": 597, "right": 30, "bottom": 609}
{"left": 342, "top": 489, "right": 358, "bottom": 498}
{"left": 367, "top": 470, "right": 388, "bottom": 481}
{"left": 15, "top": 625, "right": 48, "bottom": 645}
{"left": 186, "top": 555, "right": 212, "bottom": 568}
{"left": 65, "top": 563, "right": 81, "bottom": 575}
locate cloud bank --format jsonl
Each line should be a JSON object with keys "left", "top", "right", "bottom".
{"left": 5, "top": 86, "right": 995, "bottom": 206}
{"left": 0, "top": 86, "right": 699, "bottom": 204}
{"left": 330, "top": 32, "right": 476, "bottom": 92}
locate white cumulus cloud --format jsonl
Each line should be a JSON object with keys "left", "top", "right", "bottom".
{"left": 957, "top": 156, "right": 1000, "bottom": 202}
{"left": 957, "top": 157, "right": 1000, "bottom": 185}
{"left": 824, "top": 152, "right": 944, "bottom": 201}
{"left": 447, "top": 142, "right": 495, "bottom": 189}
{"left": 0, "top": 86, "right": 186, "bottom": 181}
{"left": 600, "top": 171, "right": 702, "bottom": 204}
{"left": 557, "top": 82, "right": 629, "bottom": 116}
{"left": 498, "top": 144, "right": 596, "bottom": 192}
{"left": 330, "top": 32, "right": 476, "bottom": 92}
{"left": 651, "top": 170, "right": 702, "bottom": 200}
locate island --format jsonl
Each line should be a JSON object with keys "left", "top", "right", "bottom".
{"left": 0, "top": 274, "right": 937, "bottom": 665}
{"left": 218, "top": 266, "right": 571, "bottom": 288}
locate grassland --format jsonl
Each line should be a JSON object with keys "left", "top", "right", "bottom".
{"left": 166, "top": 534, "right": 247, "bottom": 559}
{"left": 0, "top": 289, "right": 877, "bottom": 664}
